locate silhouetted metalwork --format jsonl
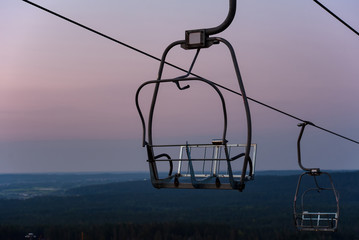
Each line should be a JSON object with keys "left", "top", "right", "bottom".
{"left": 294, "top": 122, "right": 339, "bottom": 232}
{"left": 136, "top": 0, "right": 254, "bottom": 191}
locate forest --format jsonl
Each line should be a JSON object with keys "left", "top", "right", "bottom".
{"left": 0, "top": 171, "right": 358, "bottom": 240}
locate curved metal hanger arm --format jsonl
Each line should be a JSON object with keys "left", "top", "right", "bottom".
{"left": 206, "top": 0, "right": 237, "bottom": 36}
{"left": 184, "top": 0, "right": 237, "bottom": 49}
{"left": 297, "top": 122, "right": 320, "bottom": 173}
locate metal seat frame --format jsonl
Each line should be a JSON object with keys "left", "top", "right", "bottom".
{"left": 293, "top": 122, "right": 340, "bottom": 232}
{"left": 136, "top": 0, "right": 253, "bottom": 191}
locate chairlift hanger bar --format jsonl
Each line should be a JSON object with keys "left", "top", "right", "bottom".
{"left": 206, "top": 0, "right": 236, "bottom": 36}
{"left": 297, "top": 122, "right": 320, "bottom": 173}
{"left": 22, "top": 0, "right": 359, "bottom": 145}
{"left": 183, "top": 0, "right": 236, "bottom": 49}
{"left": 313, "top": 0, "right": 359, "bottom": 37}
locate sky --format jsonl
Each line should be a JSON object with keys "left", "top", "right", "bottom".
{"left": 0, "top": 0, "right": 358, "bottom": 173}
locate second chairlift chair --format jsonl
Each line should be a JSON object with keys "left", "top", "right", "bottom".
{"left": 136, "top": 0, "right": 256, "bottom": 191}
{"left": 293, "top": 122, "right": 340, "bottom": 231}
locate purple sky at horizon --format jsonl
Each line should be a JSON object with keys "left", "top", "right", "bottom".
{"left": 1, "top": 0, "right": 358, "bottom": 173}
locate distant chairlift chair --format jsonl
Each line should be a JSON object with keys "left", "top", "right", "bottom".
{"left": 136, "top": 0, "right": 256, "bottom": 192}
{"left": 293, "top": 122, "right": 339, "bottom": 231}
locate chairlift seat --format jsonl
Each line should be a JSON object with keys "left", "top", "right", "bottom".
{"left": 295, "top": 211, "right": 338, "bottom": 232}
{"left": 293, "top": 171, "right": 339, "bottom": 232}
{"left": 136, "top": 17, "right": 253, "bottom": 192}
{"left": 294, "top": 123, "right": 340, "bottom": 232}
{"left": 147, "top": 142, "right": 257, "bottom": 190}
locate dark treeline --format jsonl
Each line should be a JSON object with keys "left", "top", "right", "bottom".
{"left": 0, "top": 222, "right": 356, "bottom": 240}
{"left": 0, "top": 171, "right": 358, "bottom": 239}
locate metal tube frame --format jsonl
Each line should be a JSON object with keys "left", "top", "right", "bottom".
{"left": 135, "top": 0, "right": 252, "bottom": 190}
{"left": 294, "top": 122, "right": 340, "bottom": 231}
{"left": 297, "top": 122, "right": 320, "bottom": 174}
{"left": 205, "top": 0, "right": 237, "bottom": 36}
{"left": 135, "top": 37, "right": 252, "bottom": 190}
{"left": 293, "top": 172, "right": 340, "bottom": 232}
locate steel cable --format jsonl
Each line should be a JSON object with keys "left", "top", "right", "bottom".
{"left": 313, "top": 0, "right": 359, "bottom": 37}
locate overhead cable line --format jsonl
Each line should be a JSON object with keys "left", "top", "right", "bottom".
{"left": 212, "top": 82, "right": 359, "bottom": 145}
{"left": 21, "top": 0, "right": 192, "bottom": 76}
{"left": 313, "top": 0, "right": 359, "bottom": 37}
{"left": 22, "top": 0, "right": 359, "bottom": 145}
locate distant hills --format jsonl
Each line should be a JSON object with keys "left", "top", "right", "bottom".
{"left": 0, "top": 172, "right": 148, "bottom": 199}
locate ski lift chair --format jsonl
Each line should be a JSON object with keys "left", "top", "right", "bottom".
{"left": 136, "top": 74, "right": 256, "bottom": 191}
{"left": 293, "top": 122, "right": 339, "bottom": 232}
{"left": 136, "top": 0, "right": 255, "bottom": 192}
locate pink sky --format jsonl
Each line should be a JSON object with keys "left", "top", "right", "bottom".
{"left": 0, "top": 0, "right": 358, "bottom": 173}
